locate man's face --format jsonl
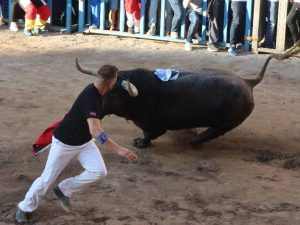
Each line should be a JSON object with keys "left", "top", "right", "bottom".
{"left": 106, "top": 76, "right": 117, "bottom": 93}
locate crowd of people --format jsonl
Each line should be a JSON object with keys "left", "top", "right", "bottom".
{"left": 1, "top": 0, "right": 300, "bottom": 55}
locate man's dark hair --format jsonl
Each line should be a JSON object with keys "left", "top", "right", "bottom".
{"left": 97, "top": 65, "right": 118, "bottom": 81}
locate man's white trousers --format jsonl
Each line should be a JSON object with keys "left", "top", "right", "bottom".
{"left": 18, "top": 136, "right": 107, "bottom": 212}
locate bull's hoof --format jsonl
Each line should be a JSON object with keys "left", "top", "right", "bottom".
{"left": 133, "top": 138, "right": 151, "bottom": 149}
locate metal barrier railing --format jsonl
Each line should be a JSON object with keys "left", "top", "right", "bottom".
{"left": 4, "top": 0, "right": 254, "bottom": 51}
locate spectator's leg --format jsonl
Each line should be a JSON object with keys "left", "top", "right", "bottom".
{"left": 125, "top": 0, "right": 135, "bottom": 30}
{"left": 168, "top": 0, "right": 183, "bottom": 34}
{"left": 186, "top": 11, "right": 200, "bottom": 43}
{"left": 148, "top": 0, "right": 159, "bottom": 28}
{"left": 265, "top": 1, "right": 278, "bottom": 48}
{"left": 236, "top": 2, "right": 246, "bottom": 44}
{"left": 10, "top": 0, "right": 21, "bottom": 31}
{"left": 208, "top": 0, "right": 221, "bottom": 45}
{"left": 165, "top": 0, "right": 173, "bottom": 35}
{"left": 134, "top": 0, "right": 141, "bottom": 32}
{"left": 287, "top": 3, "right": 300, "bottom": 44}
{"left": 19, "top": 0, "right": 37, "bottom": 34}
{"left": 35, "top": 5, "right": 51, "bottom": 31}
{"left": 229, "top": 1, "right": 241, "bottom": 46}
{"left": 109, "top": 0, "right": 119, "bottom": 30}
{"left": 90, "top": 0, "right": 100, "bottom": 27}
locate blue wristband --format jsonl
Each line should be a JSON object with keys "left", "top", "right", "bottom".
{"left": 97, "top": 132, "right": 108, "bottom": 144}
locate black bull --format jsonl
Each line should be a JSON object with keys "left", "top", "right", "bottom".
{"left": 75, "top": 55, "right": 276, "bottom": 148}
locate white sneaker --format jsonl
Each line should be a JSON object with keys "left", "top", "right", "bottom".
{"left": 89, "top": 24, "right": 98, "bottom": 29}
{"left": 184, "top": 42, "right": 192, "bottom": 51}
{"left": 170, "top": 31, "right": 179, "bottom": 39}
{"left": 10, "top": 22, "right": 19, "bottom": 32}
{"left": 146, "top": 26, "right": 156, "bottom": 36}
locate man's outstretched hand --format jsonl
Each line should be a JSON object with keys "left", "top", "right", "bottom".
{"left": 117, "top": 147, "right": 138, "bottom": 162}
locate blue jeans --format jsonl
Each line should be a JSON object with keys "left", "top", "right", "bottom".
{"left": 90, "top": 0, "right": 100, "bottom": 26}
{"left": 230, "top": 1, "right": 246, "bottom": 45}
{"left": 186, "top": 10, "right": 201, "bottom": 43}
{"left": 147, "top": 0, "right": 159, "bottom": 27}
{"left": 166, "top": 0, "right": 183, "bottom": 33}
{"left": 264, "top": 1, "right": 278, "bottom": 48}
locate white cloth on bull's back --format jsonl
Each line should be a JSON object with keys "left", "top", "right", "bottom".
{"left": 154, "top": 68, "right": 179, "bottom": 81}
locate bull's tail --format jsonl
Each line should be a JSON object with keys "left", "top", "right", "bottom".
{"left": 246, "top": 43, "right": 300, "bottom": 88}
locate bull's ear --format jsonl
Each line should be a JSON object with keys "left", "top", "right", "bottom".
{"left": 121, "top": 80, "right": 138, "bottom": 97}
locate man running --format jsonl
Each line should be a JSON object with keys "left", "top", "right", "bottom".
{"left": 16, "top": 62, "right": 138, "bottom": 223}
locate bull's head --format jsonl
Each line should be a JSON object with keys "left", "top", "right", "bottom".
{"left": 75, "top": 58, "right": 139, "bottom": 118}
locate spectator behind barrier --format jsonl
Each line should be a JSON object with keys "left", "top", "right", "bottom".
{"left": 146, "top": 0, "right": 160, "bottom": 36}
{"left": 166, "top": 0, "right": 183, "bottom": 38}
{"left": 109, "top": 0, "right": 119, "bottom": 30}
{"left": 10, "top": 0, "right": 25, "bottom": 32}
{"left": 287, "top": 0, "right": 300, "bottom": 46}
{"left": 207, "top": 0, "right": 223, "bottom": 52}
{"left": 228, "top": 0, "right": 246, "bottom": 56}
{"left": 183, "top": 0, "right": 202, "bottom": 51}
{"left": 260, "top": 0, "right": 279, "bottom": 49}
{"left": 125, "top": 0, "right": 141, "bottom": 34}
{"left": 89, "top": 0, "right": 100, "bottom": 29}
{"left": 19, "top": 0, "right": 51, "bottom": 36}
{"left": 0, "top": 1, "right": 8, "bottom": 26}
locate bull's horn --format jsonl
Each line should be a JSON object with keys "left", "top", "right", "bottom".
{"left": 75, "top": 58, "right": 98, "bottom": 76}
{"left": 121, "top": 80, "right": 138, "bottom": 97}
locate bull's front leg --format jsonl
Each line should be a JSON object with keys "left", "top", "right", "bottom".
{"left": 133, "top": 130, "right": 166, "bottom": 148}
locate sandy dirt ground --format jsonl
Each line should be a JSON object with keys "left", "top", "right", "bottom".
{"left": 0, "top": 27, "right": 300, "bottom": 225}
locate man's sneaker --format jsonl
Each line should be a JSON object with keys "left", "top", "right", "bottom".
{"left": 53, "top": 186, "right": 72, "bottom": 212}
{"left": 128, "top": 26, "right": 134, "bottom": 34}
{"left": 9, "top": 22, "right": 19, "bottom": 32}
{"left": 34, "top": 28, "right": 44, "bottom": 35}
{"left": 146, "top": 26, "right": 156, "bottom": 36}
{"left": 23, "top": 29, "right": 33, "bottom": 36}
{"left": 207, "top": 43, "right": 219, "bottom": 52}
{"left": 184, "top": 42, "right": 192, "bottom": 51}
{"left": 89, "top": 24, "right": 98, "bottom": 29}
{"left": 170, "top": 31, "right": 179, "bottom": 39}
{"left": 228, "top": 45, "right": 238, "bottom": 56}
{"left": 15, "top": 206, "right": 28, "bottom": 223}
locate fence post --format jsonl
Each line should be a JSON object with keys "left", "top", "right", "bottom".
{"left": 244, "top": 0, "right": 253, "bottom": 51}
{"left": 180, "top": 7, "right": 186, "bottom": 38}
{"left": 99, "top": 0, "right": 105, "bottom": 30}
{"left": 251, "top": 0, "right": 261, "bottom": 53}
{"left": 160, "top": 0, "right": 166, "bottom": 37}
{"left": 201, "top": 0, "right": 207, "bottom": 44}
{"left": 140, "top": 0, "right": 146, "bottom": 35}
{"left": 223, "top": 0, "right": 230, "bottom": 46}
{"left": 66, "top": 0, "right": 72, "bottom": 33}
{"left": 8, "top": 0, "right": 12, "bottom": 21}
{"left": 120, "top": 0, "right": 125, "bottom": 32}
{"left": 78, "top": 0, "right": 85, "bottom": 32}
{"left": 276, "top": 0, "right": 288, "bottom": 52}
